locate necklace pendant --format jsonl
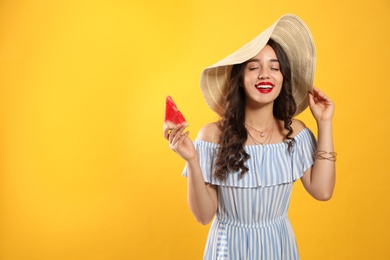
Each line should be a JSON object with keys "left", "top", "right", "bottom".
{"left": 260, "top": 133, "right": 265, "bottom": 137}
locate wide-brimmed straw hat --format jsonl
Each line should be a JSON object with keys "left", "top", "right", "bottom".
{"left": 200, "top": 14, "right": 316, "bottom": 116}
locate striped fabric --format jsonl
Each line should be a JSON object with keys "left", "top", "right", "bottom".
{"left": 183, "top": 128, "right": 317, "bottom": 260}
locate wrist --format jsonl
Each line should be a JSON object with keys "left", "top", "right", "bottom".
{"left": 186, "top": 154, "right": 200, "bottom": 165}
{"left": 316, "top": 119, "right": 333, "bottom": 129}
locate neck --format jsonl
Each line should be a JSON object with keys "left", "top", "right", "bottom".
{"left": 244, "top": 103, "right": 275, "bottom": 129}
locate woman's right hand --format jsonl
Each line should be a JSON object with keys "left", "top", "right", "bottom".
{"left": 163, "top": 124, "right": 197, "bottom": 162}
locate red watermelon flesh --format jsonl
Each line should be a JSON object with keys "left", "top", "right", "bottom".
{"left": 164, "top": 96, "right": 188, "bottom": 130}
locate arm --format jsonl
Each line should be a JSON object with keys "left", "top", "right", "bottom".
{"left": 301, "top": 87, "right": 336, "bottom": 201}
{"left": 163, "top": 124, "right": 217, "bottom": 225}
{"left": 186, "top": 156, "right": 218, "bottom": 225}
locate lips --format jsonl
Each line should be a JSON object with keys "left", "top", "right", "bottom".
{"left": 255, "top": 82, "right": 274, "bottom": 93}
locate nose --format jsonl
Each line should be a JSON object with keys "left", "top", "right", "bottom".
{"left": 258, "top": 68, "right": 269, "bottom": 79}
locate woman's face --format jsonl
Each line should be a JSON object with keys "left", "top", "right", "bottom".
{"left": 242, "top": 44, "right": 283, "bottom": 108}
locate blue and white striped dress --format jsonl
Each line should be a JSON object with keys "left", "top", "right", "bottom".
{"left": 183, "top": 128, "right": 317, "bottom": 260}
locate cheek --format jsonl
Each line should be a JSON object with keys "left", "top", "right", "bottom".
{"left": 272, "top": 75, "right": 283, "bottom": 95}
{"left": 275, "top": 81, "right": 283, "bottom": 93}
{"left": 243, "top": 72, "right": 256, "bottom": 87}
{"left": 276, "top": 81, "right": 283, "bottom": 89}
{"left": 274, "top": 74, "right": 283, "bottom": 88}
{"left": 243, "top": 78, "right": 253, "bottom": 88}
{"left": 274, "top": 86, "right": 283, "bottom": 97}
{"left": 241, "top": 77, "right": 250, "bottom": 90}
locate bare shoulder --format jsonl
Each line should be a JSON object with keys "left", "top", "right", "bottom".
{"left": 197, "top": 122, "right": 221, "bottom": 143}
{"left": 291, "top": 119, "right": 307, "bottom": 137}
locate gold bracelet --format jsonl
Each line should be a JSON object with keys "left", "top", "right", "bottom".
{"left": 315, "top": 150, "right": 338, "bottom": 162}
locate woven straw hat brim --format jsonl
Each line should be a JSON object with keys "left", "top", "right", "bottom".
{"left": 200, "top": 14, "right": 316, "bottom": 116}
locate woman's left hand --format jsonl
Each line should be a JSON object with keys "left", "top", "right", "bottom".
{"left": 308, "top": 87, "right": 335, "bottom": 122}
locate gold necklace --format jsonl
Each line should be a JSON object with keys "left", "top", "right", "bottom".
{"left": 247, "top": 120, "right": 275, "bottom": 145}
{"left": 245, "top": 121, "right": 274, "bottom": 138}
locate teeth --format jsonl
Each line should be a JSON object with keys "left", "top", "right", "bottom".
{"left": 256, "top": 85, "right": 273, "bottom": 89}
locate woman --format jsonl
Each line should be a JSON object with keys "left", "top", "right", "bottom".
{"left": 164, "top": 14, "right": 336, "bottom": 260}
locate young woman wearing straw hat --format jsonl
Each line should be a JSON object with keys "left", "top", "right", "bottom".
{"left": 164, "top": 14, "right": 336, "bottom": 260}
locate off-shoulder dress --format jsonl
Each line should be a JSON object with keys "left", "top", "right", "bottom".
{"left": 183, "top": 128, "right": 317, "bottom": 260}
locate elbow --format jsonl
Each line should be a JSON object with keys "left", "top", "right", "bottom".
{"left": 314, "top": 192, "right": 333, "bottom": 201}
{"left": 308, "top": 183, "right": 335, "bottom": 201}
{"left": 188, "top": 201, "right": 216, "bottom": 225}
{"left": 198, "top": 220, "right": 212, "bottom": 226}
{"left": 195, "top": 215, "right": 214, "bottom": 226}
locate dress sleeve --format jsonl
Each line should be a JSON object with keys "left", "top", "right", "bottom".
{"left": 291, "top": 128, "right": 317, "bottom": 180}
{"left": 181, "top": 139, "right": 218, "bottom": 183}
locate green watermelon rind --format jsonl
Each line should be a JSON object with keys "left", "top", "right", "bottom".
{"left": 164, "top": 120, "right": 189, "bottom": 130}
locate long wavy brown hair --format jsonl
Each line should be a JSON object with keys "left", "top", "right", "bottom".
{"left": 214, "top": 39, "right": 297, "bottom": 180}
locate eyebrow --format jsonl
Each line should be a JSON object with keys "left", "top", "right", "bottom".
{"left": 247, "top": 58, "right": 279, "bottom": 63}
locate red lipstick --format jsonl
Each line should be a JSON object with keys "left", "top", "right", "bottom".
{"left": 255, "top": 82, "right": 274, "bottom": 94}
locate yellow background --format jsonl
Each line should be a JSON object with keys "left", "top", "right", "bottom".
{"left": 1, "top": 0, "right": 389, "bottom": 259}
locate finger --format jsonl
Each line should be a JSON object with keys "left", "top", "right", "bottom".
{"left": 311, "top": 89, "right": 328, "bottom": 104}
{"left": 169, "top": 124, "right": 186, "bottom": 144}
{"left": 175, "top": 130, "right": 190, "bottom": 146}
{"left": 163, "top": 125, "right": 171, "bottom": 139}
{"left": 308, "top": 91, "right": 315, "bottom": 107}
{"left": 168, "top": 124, "right": 181, "bottom": 138}
{"left": 313, "top": 87, "right": 331, "bottom": 101}
{"left": 170, "top": 132, "right": 187, "bottom": 152}
{"left": 315, "top": 90, "right": 327, "bottom": 100}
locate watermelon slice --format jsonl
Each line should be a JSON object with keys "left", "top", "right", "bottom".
{"left": 164, "top": 96, "right": 188, "bottom": 130}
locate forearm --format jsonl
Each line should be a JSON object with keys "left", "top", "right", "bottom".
{"left": 310, "top": 121, "right": 336, "bottom": 200}
{"left": 186, "top": 157, "right": 217, "bottom": 225}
